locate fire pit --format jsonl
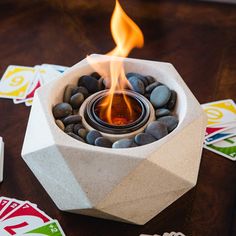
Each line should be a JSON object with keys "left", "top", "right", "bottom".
{"left": 21, "top": 0, "right": 207, "bottom": 225}
{"left": 21, "top": 54, "right": 207, "bottom": 224}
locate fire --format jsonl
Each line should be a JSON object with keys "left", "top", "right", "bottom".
{"left": 108, "top": 0, "right": 144, "bottom": 57}
{"left": 88, "top": 0, "right": 144, "bottom": 125}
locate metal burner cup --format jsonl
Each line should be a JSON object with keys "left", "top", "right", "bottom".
{"left": 22, "top": 54, "right": 207, "bottom": 225}
{"left": 79, "top": 90, "right": 155, "bottom": 141}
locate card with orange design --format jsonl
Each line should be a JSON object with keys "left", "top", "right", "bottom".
{"left": 0, "top": 66, "right": 35, "bottom": 99}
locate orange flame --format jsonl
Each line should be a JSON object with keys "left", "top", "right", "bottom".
{"left": 88, "top": 0, "right": 144, "bottom": 125}
{"left": 108, "top": 0, "right": 144, "bottom": 57}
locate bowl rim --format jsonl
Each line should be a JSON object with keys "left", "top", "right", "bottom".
{"left": 34, "top": 54, "right": 202, "bottom": 156}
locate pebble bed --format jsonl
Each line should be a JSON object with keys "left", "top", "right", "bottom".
{"left": 52, "top": 72, "right": 179, "bottom": 148}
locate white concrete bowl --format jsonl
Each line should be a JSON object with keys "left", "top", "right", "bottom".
{"left": 21, "top": 54, "right": 207, "bottom": 225}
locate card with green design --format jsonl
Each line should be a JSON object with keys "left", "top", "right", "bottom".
{"left": 22, "top": 220, "right": 65, "bottom": 236}
{"left": 204, "top": 135, "right": 236, "bottom": 161}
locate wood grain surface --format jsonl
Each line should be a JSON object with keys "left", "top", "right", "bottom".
{"left": 0, "top": 0, "right": 236, "bottom": 235}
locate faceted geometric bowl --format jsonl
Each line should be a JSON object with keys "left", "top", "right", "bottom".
{"left": 21, "top": 55, "right": 207, "bottom": 225}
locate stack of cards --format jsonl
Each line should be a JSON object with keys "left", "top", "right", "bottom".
{"left": 201, "top": 99, "right": 236, "bottom": 161}
{"left": 0, "top": 64, "right": 68, "bottom": 106}
{"left": 140, "top": 232, "right": 185, "bottom": 236}
{"left": 0, "top": 137, "right": 4, "bottom": 183}
{"left": 0, "top": 197, "right": 65, "bottom": 235}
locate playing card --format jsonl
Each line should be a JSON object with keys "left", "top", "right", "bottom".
{"left": 205, "top": 121, "right": 236, "bottom": 138}
{"left": 205, "top": 126, "right": 236, "bottom": 144}
{"left": 0, "top": 197, "right": 11, "bottom": 212}
{"left": 201, "top": 99, "right": 236, "bottom": 125}
{"left": 0, "top": 66, "right": 35, "bottom": 99}
{"left": 25, "top": 99, "right": 33, "bottom": 107}
{"left": 13, "top": 72, "right": 41, "bottom": 104}
{"left": 0, "top": 202, "right": 51, "bottom": 235}
{"left": 163, "top": 233, "right": 185, "bottom": 236}
{"left": 0, "top": 199, "right": 23, "bottom": 220}
{"left": 22, "top": 220, "right": 65, "bottom": 236}
{"left": 42, "top": 64, "right": 68, "bottom": 74}
{"left": 37, "top": 65, "right": 62, "bottom": 85}
{"left": 204, "top": 135, "right": 236, "bottom": 161}
{"left": 140, "top": 233, "right": 185, "bottom": 236}
{"left": 140, "top": 234, "right": 160, "bottom": 236}
{"left": 0, "top": 137, "right": 4, "bottom": 182}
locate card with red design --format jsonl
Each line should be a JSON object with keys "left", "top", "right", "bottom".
{"left": 0, "top": 201, "right": 51, "bottom": 235}
{"left": 0, "top": 197, "right": 65, "bottom": 236}
{"left": 0, "top": 198, "right": 11, "bottom": 212}
{"left": 205, "top": 121, "right": 236, "bottom": 138}
{"left": 0, "top": 199, "right": 23, "bottom": 220}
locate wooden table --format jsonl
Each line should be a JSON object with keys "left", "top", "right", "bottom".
{"left": 0, "top": 0, "right": 236, "bottom": 235}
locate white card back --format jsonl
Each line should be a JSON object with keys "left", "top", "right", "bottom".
{"left": 0, "top": 137, "right": 4, "bottom": 182}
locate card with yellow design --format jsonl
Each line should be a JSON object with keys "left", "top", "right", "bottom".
{"left": 201, "top": 99, "right": 236, "bottom": 126}
{"left": 0, "top": 66, "right": 35, "bottom": 99}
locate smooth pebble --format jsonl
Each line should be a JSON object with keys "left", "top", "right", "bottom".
{"left": 126, "top": 72, "right": 143, "bottom": 79}
{"left": 135, "top": 133, "right": 156, "bottom": 145}
{"left": 78, "top": 128, "right": 88, "bottom": 139}
{"left": 55, "top": 119, "right": 65, "bottom": 131}
{"left": 146, "top": 81, "right": 161, "bottom": 93}
{"left": 53, "top": 103, "right": 72, "bottom": 119}
{"left": 128, "top": 76, "right": 145, "bottom": 95}
{"left": 126, "top": 73, "right": 148, "bottom": 86}
{"left": 64, "top": 124, "right": 74, "bottom": 133}
{"left": 73, "top": 123, "right": 84, "bottom": 134}
{"left": 145, "top": 121, "right": 168, "bottom": 140}
{"left": 78, "top": 75, "right": 99, "bottom": 93}
{"left": 95, "top": 137, "right": 113, "bottom": 148}
{"left": 155, "top": 108, "right": 171, "bottom": 118}
{"left": 70, "top": 92, "right": 84, "bottom": 109}
{"left": 71, "top": 86, "right": 89, "bottom": 98}
{"left": 157, "top": 116, "right": 179, "bottom": 132}
{"left": 112, "top": 139, "right": 134, "bottom": 148}
{"left": 63, "top": 115, "right": 82, "bottom": 125}
{"left": 63, "top": 85, "right": 75, "bottom": 103}
{"left": 150, "top": 85, "right": 171, "bottom": 108}
{"left": 86, "top": 130, "right": 102, "bottom": 145}
{"left": 166, "top": 90, "right": 177, "bottom": 110}
{"left": 98, "top": 77, "right": 105, "bottom": 90}
{"left": 90, "top": 72, "right": 101, "bottom": 80}
{"left": 145, "top": 75, "right": 156, "bottom": 84}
